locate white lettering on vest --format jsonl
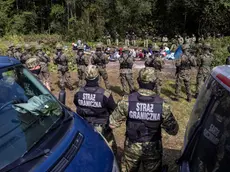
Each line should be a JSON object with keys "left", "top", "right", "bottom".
{"left": 130, "top": 102, "right": 160, "bottom": 121}
{"left": 78, "top": 93, "right": 102, "bottom": 108}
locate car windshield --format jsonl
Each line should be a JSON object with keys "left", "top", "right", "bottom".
{"left": 0, "top": 65, "right": 63, "bottom": 169}
{"left": 184, "top": 76, "right": 230, "bottom": 172}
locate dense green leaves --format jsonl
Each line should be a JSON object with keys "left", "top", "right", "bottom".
{"left": 1, "top": 0, "right": 230, "bottom": 40}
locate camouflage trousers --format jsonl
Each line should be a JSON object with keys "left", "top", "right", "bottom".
{"left": 131, "top": 40, "right": 136, "bottom": 46}
{"left": 122, "top": 138, "right": 162, "bottom": 172}
{"left": 175, "top": 69, "right": 191, "bottom": 99}
{"left": 107, "top": 39, "right": 111, "bottom": 46}
{"left": 58, "top": 70, "right": 73, "bottom": 90}
{"left": 125, "top": 39, "right": 130, "bottom": 46}
{"left": 77, "top": 65, "right": 86, "bottom": 87}
{"left": 195, "top": 69, "right": 210, "bottom": 95}
{"left": 98, "top": 67, "right": 110, "bottom": 89}
{"left": 120, "top": 71, "right": 135, "bottom": 94}
{"left": 155, "top": 70, "right": 162, "bottom": 96}
{"left": 94, "top": 125, "right": 117, "bottom": 155}
{"left": 144, "top": 39, "right": 149, "bottom": 48}
{"left": 115, "top": 39, "right": 119, "bottom": 46}
{"left": 39, "top": 71, "right": 51, "bottom": 90}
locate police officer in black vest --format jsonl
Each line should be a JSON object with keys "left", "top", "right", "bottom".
{"left": 73, "top": 65, "right": 117, "bottom": 153}
{"left": 109, "top": 67, "right": 179, "bottom": 172}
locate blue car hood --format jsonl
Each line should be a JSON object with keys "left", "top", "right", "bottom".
{"left": 34, "top": 113, "right": 114, "bottom": 172}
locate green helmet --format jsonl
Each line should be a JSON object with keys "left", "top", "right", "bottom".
{"left": 9, "top": 43, "right": 14, "bottom": 48}
{"left": 122, "top": 46, "right": 129, "bottom": 52}
{"left": 138, "top": 67, "right": 156, "bottom": 84}
{"left": 85, "top": 65, "right": 99, "bottom": 80}
{"left": 24, "top": 44, "right": 32, "bottom": 50}
{"left": 182, "top": 44, "right": 190, "bottom": 50}
{"left": 36, "top": 44, "right": 42, "bottom": 50}
{"left": 96, "top": 43, "right": 103, "bottom": 49}
{"left": 26, "top": 57, "right": 40, "bottom": 69}
{"left": 152, "top": 44, "right": 160, "bottom": 51}
{"left": 56, "top": 43, "right": 62, "bottom": 50}
{"left": 203, "top": 43, "right": 212, "bottom": 50}
{"left": 15, "top": 44, "right": 22, "bottom": 49}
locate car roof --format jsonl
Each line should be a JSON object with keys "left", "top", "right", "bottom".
{"left": 0, "top": 56, "right": 21, "bottom": 68}
{"left": 211, "top": 65, "right": 230, "bottom": 91}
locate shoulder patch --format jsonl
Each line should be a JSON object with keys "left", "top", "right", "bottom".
{"left": 104, "top": 89, "right": 112, "bottom": 98}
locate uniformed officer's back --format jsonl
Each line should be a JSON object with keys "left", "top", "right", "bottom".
{"left": 109, "top": 67, "right": 179, "bottom": 172}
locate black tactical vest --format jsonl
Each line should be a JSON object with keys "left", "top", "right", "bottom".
{"left": 120, "top": 57, "right": 132, "bottom": 69}
{"left": 126, "top": 92, "right": 163, "bottom": 143}
{"left": 76, "top": 87, "right": 109, "bottom": 125}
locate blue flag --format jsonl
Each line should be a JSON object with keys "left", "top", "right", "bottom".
{"left": 174, "top": 45, "right": 182, "bottom": 59}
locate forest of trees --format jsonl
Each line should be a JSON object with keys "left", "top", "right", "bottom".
{"left": 1, "top": 0, "right": 230, "bottom": 41}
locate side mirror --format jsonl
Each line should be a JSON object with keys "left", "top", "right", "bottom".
{"left": 58, "top": 89, "right": 66, "bottom": 105}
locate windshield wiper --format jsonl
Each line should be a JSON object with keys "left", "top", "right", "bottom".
{"left": 2, "top": 149, "right": 50, "bottom": 172}
{"left": 0, "top": 98, "right": 26, "bottom": 113}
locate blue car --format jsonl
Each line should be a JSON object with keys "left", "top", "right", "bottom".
{"left": 0, "top": 56, "right": 119, "bottom": 172}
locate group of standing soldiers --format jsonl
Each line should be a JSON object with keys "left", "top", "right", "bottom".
{"left": 7, "top": 43, "right": 51, "bottom": 90}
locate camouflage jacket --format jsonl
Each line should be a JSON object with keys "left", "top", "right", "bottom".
{"left": 197, "top": 52, "right": 214, "bottom": 72}
{"left": 175, "top": 53, "right": 196, "bottom": 71}
{"left": 75, "top": 55, "right": 89, "bottom": 66}
{"left": 91, "top": 53, "right": 109, "bottom": 68}
{"left": 36, "top": 51, "right": 50, "bottom": 65}
{"left": 14, "top": 51, "right": 22, "bottom": 61}
{"left": 109, "top": 89, "right": 179, "bottom": 136}
{"left": 119, "top": 56, "right": 133, "bottom": 73}
{"left": 145, "top": 55, "right": 164, "bottom": 71}
{"left": 54, "top": 52, "right": 69, "bottom": 71}
{"left": 21, "top": 52, "right": 32, "bottom": 65}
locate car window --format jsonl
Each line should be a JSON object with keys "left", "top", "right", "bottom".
{"left": 0, "top": 65, "right": 62, "bottom": 169}
{"left": 187, "top": 77, "right": 230, "bottom": 172}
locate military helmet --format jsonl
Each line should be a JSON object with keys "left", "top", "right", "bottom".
{"left": 182, "top": 44, "right": 190, "bottom": 50}
{"left": 138, "top": 67, "right": 156, "bottom": 84}
{"left": 203, "top": 43, "right": 212, "bottom": 50}
{"left": 56, "top": 43, "right": 62, "bottom": 50}
{"left": 24, "top": 44, "right": 32, "bottom": 50}
{"left": 15, "top": 44, "right": 22, "bottom": 49}
{"left": 85, "top": 65, "right": 99, "bottom": 80}
{"left": 26, "top": 57, "right": 40, "bottom": 69}
{"left": 153, "top": 44, "right": 160, "bottom": 51}
{"left": 96, "top": 43, "right": 103, "bottom": 49}
{"left": 36, "top": 44, "right": 42, "bottom": 50}
{"left": 9, "top": 43, "right": 15, "bottom": 48}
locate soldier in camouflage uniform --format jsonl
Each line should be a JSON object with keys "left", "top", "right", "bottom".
{"left": 119, "top": 46, "right": 135, "bottom": 94}
{"left": 26, "top": 56, "right": 41, "bottom": 78}
{"left": 175, "top": 44, "right": 196, "bottom": 102}
{"left": 7, "top": 44, "right": 15, "bottom": 57}
{"left": 14, "top": 44, "right": 23, "bottom": 61}
{"left": 145, "top": 44, "right": 164, "bottom": 95}
{"left": 195, "top": 43, "right": 214, "bottom": 98}
{"left": 75, "top": 45, "right": 89, "bottom": 87}
{"left": 35, "top": 44, "right": 51, "bottom": 91}
{"left": 54, "top": 43, "right": 73, "bottom": 90}
{"left": 21, "top": 44, "right": 33, "bottom": 67}
{"left": 91, "top": 43, "right": 110, "bottom": 89}
{"left": 109, "top": 67, "right": 179, "bottom": 172}
{"left": 74, "top": 65, "right": 117, "bottom": 153}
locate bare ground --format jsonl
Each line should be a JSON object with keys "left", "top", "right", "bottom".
{"left": 51, "top": 60, "right": 197, "bottom": 172}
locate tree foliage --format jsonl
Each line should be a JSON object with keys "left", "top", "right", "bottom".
{"left": 1, "top": 0, "right": 230, "bottom": 40}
